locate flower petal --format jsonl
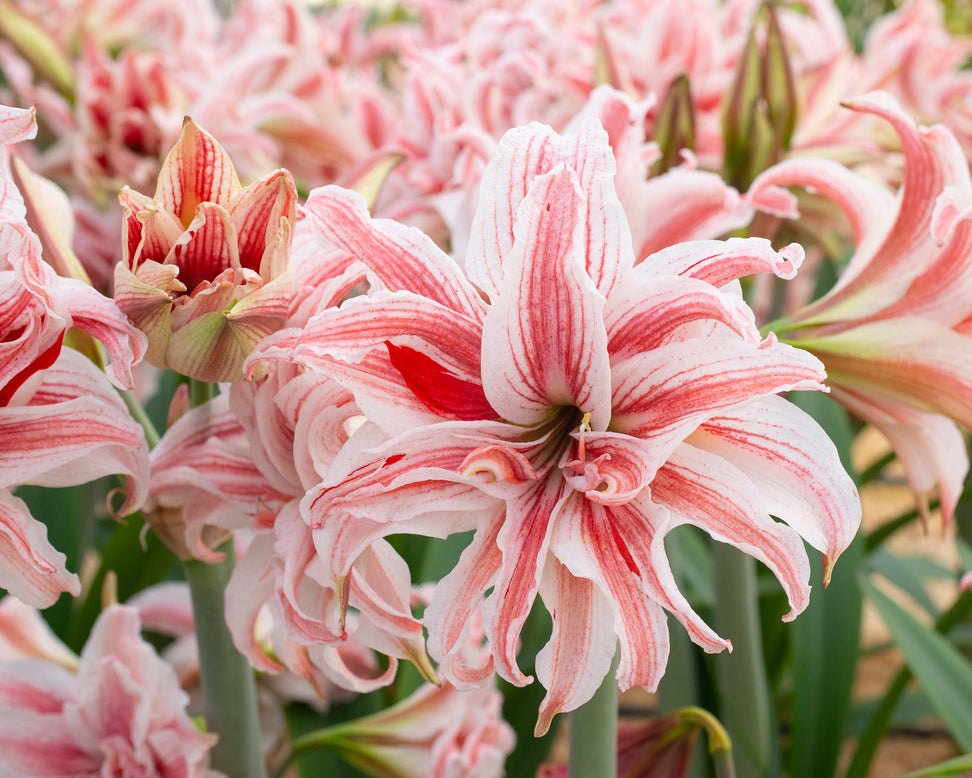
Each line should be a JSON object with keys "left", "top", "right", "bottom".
{"left": 605, "top": 273, "right": 760, "bottom": 360}
{"left": 799, "top": 317, "right": 972, "bottom": 432}
{"left": 302, "top": 185, "right": 486, "bottom": 320}
{"left": 652, "top": 444, "right": 812, "bottom": 621}
{"left": 481, "top": 166, "right": 612, "bottom": 428}
{"left": 485, "top": 477, "right": 566, "bottom": 686}
{"left": 550, "top": 497, "right": 674, "bottom": 696}
{"left": 0, "top": 491, "right": 80, "bottom": 608}
{"left": 689, "top": 394, "right": 861, "bottom": 563}
{"left": 611, "top": 335, "right": 825, "bottom": 445}
{"left": 1, "top": 350, "right": 149, "bottom": 516}
{"left": 534, "top": 557, "right": 617, "bottom": 737}
{"left": 834, "top": 385, "right": 968, "bottom": 524}
{"left": 157, "top": 118, "right": 241, "bottom": 228}
{"left": 425, "top": 513, "right": 503, "bottom": 683}
{"left": 640, "top": 237, "right": 805, "bottom": 286}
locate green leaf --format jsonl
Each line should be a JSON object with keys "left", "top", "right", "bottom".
{"left": 864, "top": 578, "right": 972, "bottom": 751}
{"left": 845, "top": 690, "right": 938, "bottom": 736}
{"left": 69, "top": 512, "right": 176, "bottom": 651}
{"left": 867, "top": 549, "right": 951, "bottom": 618}
{"left": 787, "top": 534, "right": 863, "bottom": 778}
{"left": 899, "top": 753, "right": 972, "bottom": 778}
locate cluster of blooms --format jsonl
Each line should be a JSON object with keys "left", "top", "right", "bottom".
{"left": 2, "top": 0, "right": 972, "bottom": 774}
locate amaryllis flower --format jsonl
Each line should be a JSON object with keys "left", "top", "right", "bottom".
{"left": 128, "top": 581, "right": 374, "bottom": 757}
{"left": 1, "top": 106, "right": 149, "bottom": 607}
{"left": 752, "top": 91, "right": 972, "bottom": 524}
{"left": 114, "top": 117, "right": 297, "bottom": 382}
{"left": 0, "top": 603, "right": 218, "bottom": 777}
{"left": 255, "top": 118, "right": 860, "bottom": 734}
{"left": 298, "top": 680, "right": 515, "bottom": 778}
{"left": 0, "top": 596, "right": 78, "bottom": 668}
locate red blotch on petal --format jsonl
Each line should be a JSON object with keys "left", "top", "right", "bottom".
{"left": 386, "top": 342, "right": 496, "bottom": 421}
{"left": 0, "top": 331, "right": 64, "bottom": 407}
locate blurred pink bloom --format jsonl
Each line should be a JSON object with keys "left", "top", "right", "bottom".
{"left": 259, "top": 118, "right": 859, "bottom": 734}
{"left": 192, "top": 0, "right": 395, "bottom": 188}
{"left": 73, "top": 40, "right": 189, "bottom": 196}
{"left": 316, "top": 681, "right": 514, "bottom": 778}
{"left": 114, "top": 118, "right": 296, "bottom": 381}
{"left": 128, "top": 580, "right": 374, "bottom": 758}
{"left": 0, "top": 603, "right": 218, "bottom": 777}
{"left": 754, "top": 91, "right": 972, "bottom": 523}
{"left": 859, "top": 0, "right": 972, "bottom": 159}
{"left": 0, "top": 595, "right": 77, "bottom": 668}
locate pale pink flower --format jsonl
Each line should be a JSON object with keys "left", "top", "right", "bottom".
{"left": 145, "top": 304, "right": 431, "bottom": 700}
{"left": 0, "top": 595, "right": 77, "bottom": 668}
{"left": 0, "top": 603, "right": 218, "bottom": 777}
{"left": 256, "top": 118, "right": 860, "bottom": 733}
{"left": 314, "top": 681, "right": 514, "bottom": 778}
{"left": 113, "top": 117, "right": 296, "bottom": 382}
{"left": 144, "top": 393, "right": 284, "bottom": 561}
{"left": 222, "top": 365, "right": 435, "bottom": 695}
{"left": 752, "top": 91, "right": 972, "bottom": 523}
{"left": 128, "top": 581, "right": 372, "bottom": 757}
{"left": 190, "top": 0, "right": 397, "bottom": 188}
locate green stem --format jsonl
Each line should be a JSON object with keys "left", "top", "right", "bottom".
{"left": 568, "top": 649, "right": 619, "bottom": 778}
{"left": 713, "top": 544, "right": 774, "bottom": 778}
{"left": 117, "top": 389, "right": 161, "bottom": 449}
{"left": 845, "top": 589, "right": 972, "bottom": 778}
{"left": 659, "top": 621, "right": 705, "bottom": 778}
{"left": 189, "top": 378, "right": 215, "bottom": 407}
{"left": 183, "top": 541, "right": 266, "bottom": 778}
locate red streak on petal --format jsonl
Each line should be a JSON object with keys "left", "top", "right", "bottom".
{"left": 0, "top": 331, "right": 64, "bottom": 407}
{"left": 605, "top": 512, "right": 641, "bottom": 578}
{"left": 386, "top": 341, "right": 496, "bottom": 421}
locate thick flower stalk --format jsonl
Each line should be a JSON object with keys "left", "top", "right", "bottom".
{"left": 114, "top": 117, "right": 297, "bottom": 382}
{"left": 754, "top": 90, "right": 972, "bottom": 523}
{"left": 254, "top": 118, "right": 861, "bottom": 735}
{"left": 0, "top": 602, "right": 218, "bottom": 776}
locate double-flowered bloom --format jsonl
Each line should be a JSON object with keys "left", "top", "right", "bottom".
{"left": 254, "top": 118, "right": 860, "bottom": 733}
{"left": 754, "top": 91, "right": 972, "bottom": 523}
{"left": 114, "top": 117, "right": 297, "bottom": 382}
{"left": 0, "top": 601, "right": 217, "bottom": 777}
{"left": 1, "top": 105, "right": 149, "bottom": 607}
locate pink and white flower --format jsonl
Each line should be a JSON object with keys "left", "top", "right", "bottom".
{"left": 310, "top": 679, "right": 515, "bottom": 778}
{"left": 753, "top": 91, "right": 972, "bottom": 524}
{"left": 256, "top": 118, "right": 860, "bottom": 734}
{"left": 0, "top": 603, "right": 218, "bottom": 777}
{"left": 1, "top": 105, "right": 149, "bottom": 607}
{"left": 114, "top": 117, "right": 296, "bottom": 382}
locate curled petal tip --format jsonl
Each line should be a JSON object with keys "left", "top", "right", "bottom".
{"left": 410, "top": 647, "right": 440, "bottom": 686}
{"left": 822, "top": 553, "right": 836, "bottom": 587}
{"left": 534, "top": 710, "right": 555, "bottom": 738}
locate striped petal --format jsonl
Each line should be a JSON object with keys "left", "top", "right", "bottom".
{"left": 481, "top": 166, "right": 612, "bottom": 428}
{"left": 653, "top": 444, "right": 812, "bottom": 621}
{"left": 689, "top": 395, "right": 861, "bottom": 566}
{"left": 534, "top": 557, "right": 618, "bottom": 737}
{"left": 302, "top": 185, "right": 486, "bottom": 321}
